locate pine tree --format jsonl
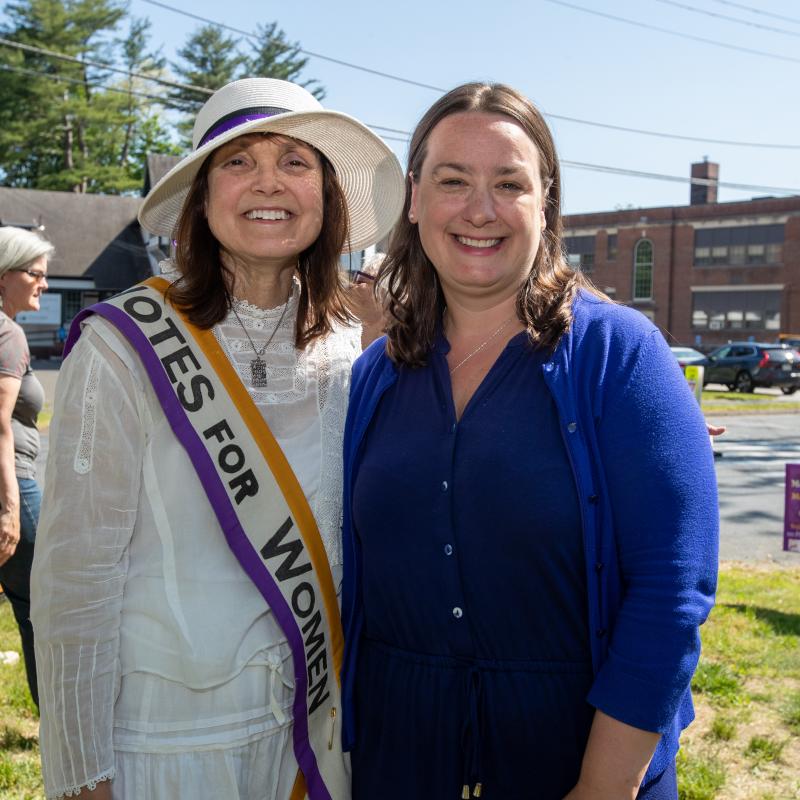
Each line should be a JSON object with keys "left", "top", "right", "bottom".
{"left": 246, "top": 22, "right": 324, "bottom": 100}
{"left": 169, "top": 24, "right": 244, "bottom": 142}
{"left": 170, "top": 22, "right": 326, "bottom": 143}
{"left": 0, "top": 0, "right": 177, "bottom": 193}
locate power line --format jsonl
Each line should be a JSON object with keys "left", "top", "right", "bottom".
{"left": 363, "top": 120, "right": 800, "bottom": 194}
{"left": 537, "top": 113, "right": 800, "bottom": 150}
{"left": 8, "top": 33, "right": 797, "bottom": 153}
{"left": 0, "top": 62, "right": 196, "bottom": 110}
{"left": 135, "top": 0, "right": 800, "bottom": 151}
{"left": 710, "top": 0, "right": 800, "bottom": 26}
{"left": 3, "top": 29, "right": 798, "bottom": 195}
{"left": 139, "top": 0, "right": 446, "bottom": 93}
{"left": 562, "top": 160, "right": 800, "bottom": 195}
{"left": 0, "top": 36, "right": 213, "bottom": 96}
{"left": 543, "top": 0, "right": 800, "bottom": 64}
{"left": 653, "top": 0, "right": 800, "bottom": 37}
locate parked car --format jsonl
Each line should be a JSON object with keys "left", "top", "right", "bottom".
{"left": 669, "top": 346, "right": 709, "bottom": 368}
{"left": 704, "top": 342, "right": 800, "bottom": 394}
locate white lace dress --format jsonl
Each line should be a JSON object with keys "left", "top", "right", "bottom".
{"left": 30, "top": 277, "right": 361, "bottom": 800}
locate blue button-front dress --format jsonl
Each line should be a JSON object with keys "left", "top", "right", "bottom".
{"left": 350, "top": 332, "right": 598, "bottom": 799}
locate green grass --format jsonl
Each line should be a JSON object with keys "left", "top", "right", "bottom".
{"left": 678, "top": 564, "right": 800, "bottom": 799}
{"left": 744, "top": 735, "right": 786, "bottom": 765}
{"left": 781, "top": 691, "right": 800, "bottom": 734}
{"left": 2, "top": 565, "right": 799, "bottom": 799}
{"left": 706, "top": 714, "right": 736, "bottom": 742}
{"left": 0, "top": 596, "right": 42, "bottom": 799}
{"left": 700, "top": 388, "right": 800, "bottom": 414}
{"left": 677, "top": 749, "right": 726, "bottom": 800}
{"left": 692, "top": 662, "right": 744, "bottom": 706}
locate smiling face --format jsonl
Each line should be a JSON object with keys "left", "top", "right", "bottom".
{"left": 409, "top": 111, "right": 547, "bottom": 307}
{"left": 205, "top": 133, "right": 325, "bottom": 274}
{"left": 0, "top": 254, "right": 48, "bottom": 318}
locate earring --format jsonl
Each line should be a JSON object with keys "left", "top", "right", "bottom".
{"left": 408, "top": 211, "right": 416, "bottom": 223}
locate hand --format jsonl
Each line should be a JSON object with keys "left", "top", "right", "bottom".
{"left": 706, "top": 423, "right": 726, "bottom": 437}
{"left": 344, "top": 280, "right": 384, "bottom": 330}
{"left": 0, "top": 509, "right": 20, "bottom": 567}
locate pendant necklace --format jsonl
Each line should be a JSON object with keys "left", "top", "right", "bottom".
{"left": 448, "top": 315, "right": 516, "bottom": 375}
{"left": 231, "top": 293, "right": 291, "bottom": 389}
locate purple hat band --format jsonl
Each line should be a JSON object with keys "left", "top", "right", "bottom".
{"left": 198, "top": 105, "right": 292, "bottom": 148}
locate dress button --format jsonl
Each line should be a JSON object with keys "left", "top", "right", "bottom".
{"left": 452, "top": 607, "right": 463, "bottom": 619}
{"left": 567, "top": 422, "right": 577, "bottom": 433}
{"left": 441, "top": 480, "right": 449, "bottom": 492}
{"left": 444, "top": 544, "right": 453, "bottom": 556}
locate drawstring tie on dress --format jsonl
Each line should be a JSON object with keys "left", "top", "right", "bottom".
{"left": 460, "top": 666, "right": 483, "bottom": 798}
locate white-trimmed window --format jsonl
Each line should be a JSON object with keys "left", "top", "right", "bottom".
{"left": 633, "top": 240, "right": 653, "bottom": 300}
{"left": 691, "top": 289, "right": 781, "bottom": 331}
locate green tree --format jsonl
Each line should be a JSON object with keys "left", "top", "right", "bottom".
{"left": 169, "top": 24, "right": 243, "bottom": 141}
{"left": 0, "top": 0, "right": 177, "bottom": 193}
{"left": 170, "top": 22, "right": 325, "bottom": 143}
{"left": 245, "top": 22, "right": 324, "bottom": 100}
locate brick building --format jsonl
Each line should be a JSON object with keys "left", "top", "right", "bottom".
{"left": 562, "top": 161, "right": 800, "bottom": 348}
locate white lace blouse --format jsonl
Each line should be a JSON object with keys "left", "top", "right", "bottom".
{"left": 30, "top": 278, "right": 362, "bottom": 799}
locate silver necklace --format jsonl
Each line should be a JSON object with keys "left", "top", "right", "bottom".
{"left": 448, "top": 315, "right": 516, "bottom": 375}
{"left": 230, "top": 295, "right": 291, "bottom": 389}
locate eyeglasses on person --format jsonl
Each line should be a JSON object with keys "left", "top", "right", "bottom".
{"left": 11, "top": 267, "right": 48, "bottom": 281}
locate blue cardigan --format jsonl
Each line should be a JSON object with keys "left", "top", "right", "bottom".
{"left": 340, "top": 291, "right": 719, "bottom": 783}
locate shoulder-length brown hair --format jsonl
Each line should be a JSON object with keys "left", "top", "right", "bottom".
{"left": 379, "top": 81, "right": 603, "bottom": 367}
{"left": 166, "top": 141, "right": 352, "bottom": 351}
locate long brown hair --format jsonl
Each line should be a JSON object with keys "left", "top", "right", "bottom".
{"left": 379, "top": 82, "right": 603, "bottom": 367}
{"left": 167, "top": 140, "right": 352, "bottom": 350}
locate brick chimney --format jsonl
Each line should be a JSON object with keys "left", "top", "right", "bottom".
{"left": 690, "top": 159, "right": 719, "bottom": 205}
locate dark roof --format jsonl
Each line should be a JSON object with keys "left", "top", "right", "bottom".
{"left": 0, "top": 187, "right": 151, "bottom": 289}
{"left": 144, "top": 154, "right": 182, "bottom": 195}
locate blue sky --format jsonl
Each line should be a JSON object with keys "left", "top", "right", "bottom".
{"left": 19, "top": 0, "right": 800, "bottom": 213}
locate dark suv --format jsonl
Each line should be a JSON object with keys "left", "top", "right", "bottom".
{"left": 704, "top": 342, "right": 800, "bottom": 394}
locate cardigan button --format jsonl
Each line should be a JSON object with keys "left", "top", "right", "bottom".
{"left": 588, "top": 494, "right": 599, "bottom": 504}
{"left": 544, "top": 362, "right": 554, "bottom": 372}
{"left": 567, "top": 422, "right": 577, "bottom": 433}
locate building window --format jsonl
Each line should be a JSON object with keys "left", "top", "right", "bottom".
{"left": 606, "top": 234, "right": 617, "bottom": 261}
{"left": 633, "top": 240, "right": 653, "bottom": 300}
{"left": 61, "top": 290, "right": 83, "bottom": 323}
{"left": 691, "top": 290, "right": 781, "bottom": 331}
{"left": 693, "top": 224, "right": 783, "bottom": 267}
{"left": 565, "top": 235, "right": 595, "bottom": 273}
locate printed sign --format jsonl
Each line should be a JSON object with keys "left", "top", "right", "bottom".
{"left": 684, "top": 365, "right": 704, "bottom": 405}
{"left": 784, "top": 463, "right": 800, "bottom": 553}
{"left": 16, "top": 293, "right": 61, "bottom": 326}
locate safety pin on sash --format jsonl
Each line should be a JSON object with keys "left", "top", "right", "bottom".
{"left": 328, "top": 707, "right": 337, "bottom": 750}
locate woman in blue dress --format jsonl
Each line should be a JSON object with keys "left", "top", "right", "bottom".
{"left": 340, "top": 82, "right": 718, "bottom": 800}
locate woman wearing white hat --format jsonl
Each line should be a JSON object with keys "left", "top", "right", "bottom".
{"left": 31, "top": 78, "right": 404, "bottom": 800}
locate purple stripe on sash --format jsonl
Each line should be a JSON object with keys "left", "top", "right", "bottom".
{"left": 67, "top": 301, "right": 331, "bottom": 800}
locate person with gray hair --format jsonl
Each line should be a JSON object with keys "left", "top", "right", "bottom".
{"left": 0, "top": 225, "right": 52, "bottom": 709}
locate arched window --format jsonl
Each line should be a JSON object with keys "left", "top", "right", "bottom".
{"left": 633, "top": 240, "right": 653, "bottom": 300}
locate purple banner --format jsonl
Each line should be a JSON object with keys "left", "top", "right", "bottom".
{"left": 784, "top": 463, "right": 800, "bottom": 553}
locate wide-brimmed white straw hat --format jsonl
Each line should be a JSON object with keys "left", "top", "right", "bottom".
{"left": 139, "top": 78, "right": 404, "bottom": 253}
